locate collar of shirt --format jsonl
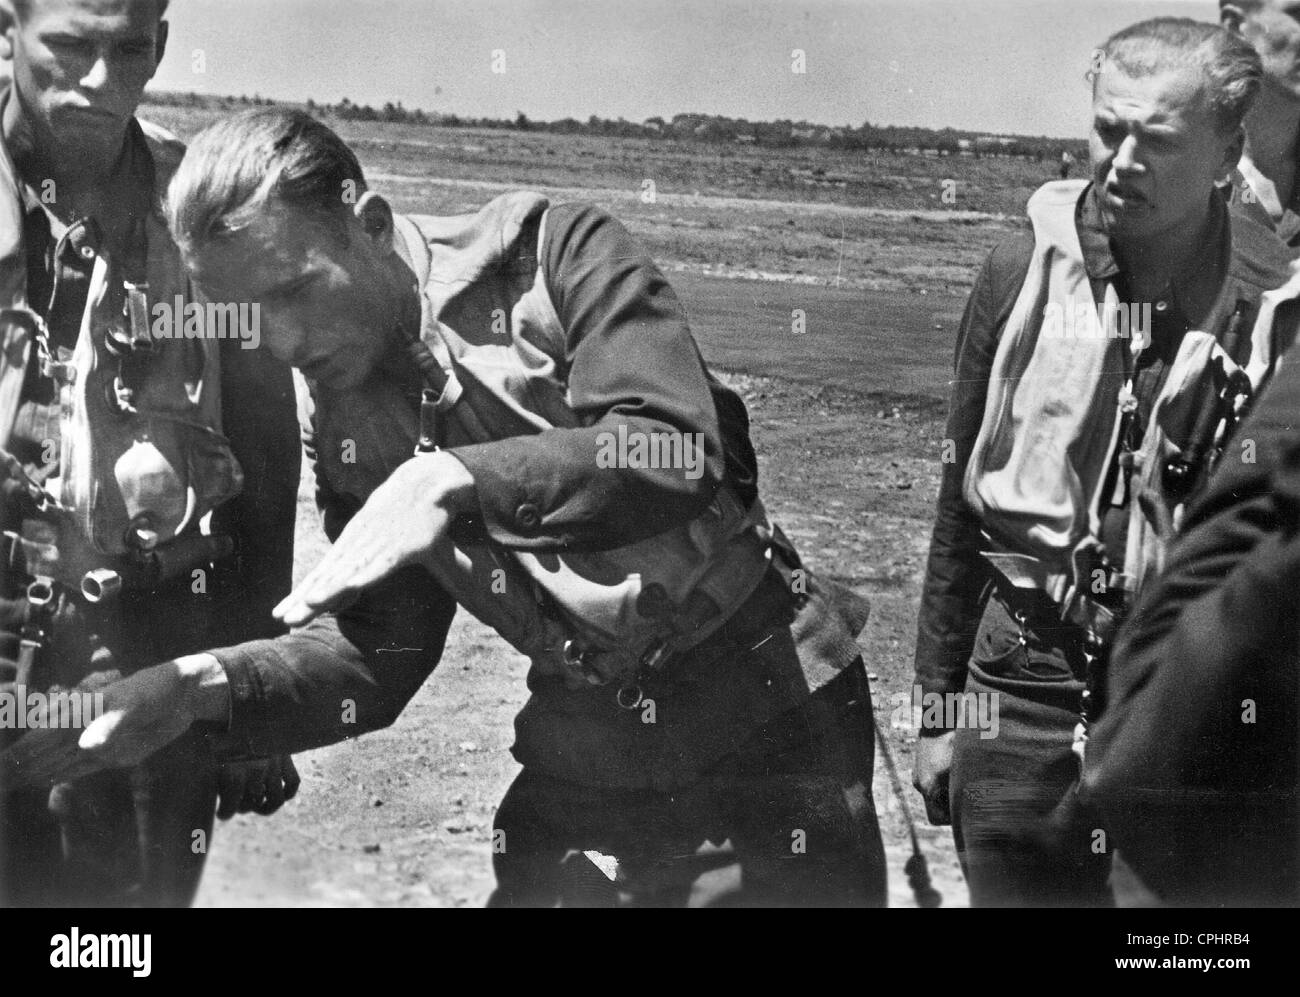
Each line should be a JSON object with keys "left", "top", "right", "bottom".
{"left": 1076, "top": 181, "right": 1227, "bottom": 328}
{"left": 15, "top": 117, "right": 156, "bottom": 250}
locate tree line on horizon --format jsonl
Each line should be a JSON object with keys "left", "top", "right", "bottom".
{"left": 144, "top": 89, "right": 1087, "bottom": 162}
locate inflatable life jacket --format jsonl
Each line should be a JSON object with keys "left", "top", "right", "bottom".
{"left": 305, "top": 193, "right": 777, "bottom": 688}
{"left": 0, "top": 113, "right": 242, "bottom": 596}
{"left": 964, "top": 180, "right": 1300, "bottom": 620}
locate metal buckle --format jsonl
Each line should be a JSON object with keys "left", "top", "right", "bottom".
{"left": 615, "top": 684, "right": 644, "bottom": 710}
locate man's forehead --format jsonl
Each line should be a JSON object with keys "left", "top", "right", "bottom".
{"left": 21, "top": 0, "right": 165, "bottom": 30}
{"left": 1248, "top": 0, "right": 1300, "bottom": 20}
{"left": 1093, "top": 67, "right": 1211, "bottom": 123}
{"left": 190, "top": 212, "right": 328, "bottom": 293}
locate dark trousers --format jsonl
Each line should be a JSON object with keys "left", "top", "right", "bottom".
{"left": 1, "top": 729, "right": 216, "bottom": 908}
{"left": 949, "top": 593, "right": 1112, "bottom": 907}
{"left": 488, "top": 659, "right": 887, "bottom": 907}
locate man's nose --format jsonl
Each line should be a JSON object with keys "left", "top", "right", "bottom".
{"left": 1112, "top": 134, "right": 1142, "bottom": 173}
{"left": 265, "top": 316, "right": 311, "bottom": 366}
{"left": 80, "top": 52, "right": 112, "bottom": 92}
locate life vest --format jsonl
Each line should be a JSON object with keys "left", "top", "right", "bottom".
{"left": 965, "top": 179, "right": 1300, "bottom": 616}
{"left": 304, "top": 192, "right": 775, "bottom": 686}
{"left": 0, "top": 106, "right": 242, "bottom": 593}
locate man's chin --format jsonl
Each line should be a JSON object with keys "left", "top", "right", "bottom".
{"left": 50, "top": 118, "right": 127, "bottom": 160}
{"left": 1101, "top": 204, "right": 1160, "bottom": 242}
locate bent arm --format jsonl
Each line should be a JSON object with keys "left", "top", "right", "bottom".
{"left": 450, "top": 204, "right": 727, "bottom": 551}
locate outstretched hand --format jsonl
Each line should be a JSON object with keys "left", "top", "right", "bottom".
{"left": 0, "top": 656, "right": 224, "bottom": 791}
{"left": 274, "top": 451, "right": 475, "bottom": 627}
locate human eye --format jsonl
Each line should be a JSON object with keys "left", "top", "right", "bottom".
{"left": 1092, "top": 118, "right": 1123, "bottom": 144}
{"left": 1138, "top": 128, "right": 1178, "bottom": 153}
{"left": 116, "top": 39, "right": 155, "bottom": 58}
{"left": 44, "top": 34, "right": 92, "bottom": 55}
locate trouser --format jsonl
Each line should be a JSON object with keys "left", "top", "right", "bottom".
{"left": 488, "top": 659, "right": 887, "bottom": 907}
{"left": 948, "top": 591, "right": 1112, "bottom": 907}
{"left": 0, "top": 729, "right": 217, "bottom": 908}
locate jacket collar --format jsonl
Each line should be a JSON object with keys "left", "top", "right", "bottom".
{"left": 1077, "top": 181, "right": 1229, "bottom": 327}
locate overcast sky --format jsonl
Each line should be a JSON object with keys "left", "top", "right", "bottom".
{"left": 147, "top": 0, "right": 1216, "bottom": 138}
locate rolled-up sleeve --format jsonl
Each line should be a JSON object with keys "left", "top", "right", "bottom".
{"left": 208, "top": 564, "right": 455, "bottom": 758}
{"left": 206, "top": 418, "right": 457, "bottom": 759}
{"left": 449, "top": 204, "right": 725, "bottom": 551}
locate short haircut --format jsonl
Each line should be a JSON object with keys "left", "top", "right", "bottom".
{"left": 13, "top": 0, "right": 170, "bottom": 18}
{"left": 1094, "top": 17, "right": 1263, "bottom": 132}
{"left": 166, "top": 108, "right": 367, "bottom": 255}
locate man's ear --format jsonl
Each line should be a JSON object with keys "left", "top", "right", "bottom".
{"left": 354, "top": 191, "right": 395, "bottom": 247}
{"left": 154, "top": 18, "right": 169, "bottom": 68}
{"left": 0, "top": 0, "right": 17, "bottom": 62}
{"left": 1221, "top": 125, "right": 1247, "bottom": 179}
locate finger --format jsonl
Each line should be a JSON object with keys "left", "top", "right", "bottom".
{"left": 281, "top": 757, "right": 301, "bottom": 801}
{"left": 4, "top": 739, "right": 98, "bottom": 790}
{"left": 297, "top": 569, "right": 372, "bottom": 616}
{"left": 273, "top": 547, "right": 352, "bottom": 620}
{"left": 255, "top": 769, "right": 286, "bottom": 815}
{"left": 274, "top": 556, "right": 354, "bottom": 623}
{"left": 298, "top": 543, "right": 410, "bottom": 608}
{"left": 238, "top": 771, "right": 268, "bottom": 814}
{"left": 77, "top": 710, "right": 125, "bottom": 755}
{"left": 276, "top": 597, "right": 325, "bottom": 628}
{"left": 276, "top": 586, "right": 362, "bottom": 628}
{"left": 272, "top": 594, "right": 310, "bottom": 625}
{"left": 216, "top": 765, "right": 245, "bottom": 821}
{"left": 3, "top": 727, "right": 82, "bottom": 786}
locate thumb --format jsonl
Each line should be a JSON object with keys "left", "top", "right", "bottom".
{"left": 78, "top": 709, "right": 124, "bottom": 753}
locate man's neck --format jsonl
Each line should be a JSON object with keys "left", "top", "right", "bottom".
{"left": 2, "top": 85, "right": 122, "bottom": 211}
{"left": 1113, "top": 199, "right": 1216, "bottom": 299}
{"left": 1243, "top": 80, "right": 1300, "bottom": 207}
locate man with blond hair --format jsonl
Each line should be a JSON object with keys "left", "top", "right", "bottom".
{"left": 911, "top": 18, "right": 1300, "bottom": 906}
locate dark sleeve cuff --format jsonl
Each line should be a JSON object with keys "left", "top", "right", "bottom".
{"left": 207, "top": 638, "right": 288, "bottom": 759}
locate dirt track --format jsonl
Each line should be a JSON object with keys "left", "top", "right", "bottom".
{"left": 195, "top": 274, "right": 970, "bottom": 908}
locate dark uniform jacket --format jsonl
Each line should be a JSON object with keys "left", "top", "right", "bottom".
{"left": 209, "top": 198, "right": 868, "bottom": 791}
{"left": 1084, "top": 326, "right": 1300, "bottom": 906}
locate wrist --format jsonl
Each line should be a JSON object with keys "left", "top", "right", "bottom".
{"left": 174, "top": 653, "right": 231, "bottom": 727}
{"left": 411, "top": 450, "right": 476, "bottom": 514}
